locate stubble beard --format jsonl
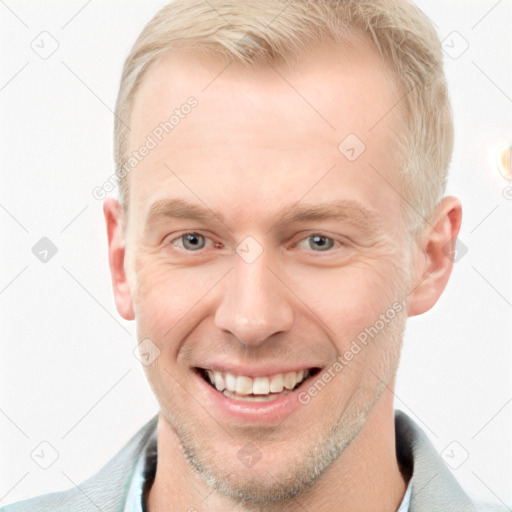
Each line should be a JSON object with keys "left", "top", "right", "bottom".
{"left": 155, "top": 306, "right": 407, "bottom": 510}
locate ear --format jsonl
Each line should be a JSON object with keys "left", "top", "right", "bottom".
{"left": 407, "top": 196, "right": 462, "bottom": 317}
{"left": 103, "top": 198, "right": 135, "bottom": 321}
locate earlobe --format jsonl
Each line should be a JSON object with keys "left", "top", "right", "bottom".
{"left": 103, "top": 198, "right": 135, "bottom": 321}
{"left": 407, "top": 196, "right": 462, "bottom": 317}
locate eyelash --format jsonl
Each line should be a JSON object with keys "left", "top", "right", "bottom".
{"left": 166, "top": 231, "right": 344, "bottom": 254}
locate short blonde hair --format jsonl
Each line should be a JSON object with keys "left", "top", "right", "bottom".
{"left": 114, "top": 0, "right": 453, "bottom": 236}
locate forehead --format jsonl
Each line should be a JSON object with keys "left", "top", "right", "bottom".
{"left": 126, "top": 41, "right": 404, "bottom": 232}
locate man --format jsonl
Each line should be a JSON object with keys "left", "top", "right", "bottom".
{"left": 2, "top": 1, "right": 507, "bottom": 511}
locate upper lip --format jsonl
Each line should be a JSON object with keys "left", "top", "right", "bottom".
{"left": 195, "top": 363, "right": 321, "bottom": 378}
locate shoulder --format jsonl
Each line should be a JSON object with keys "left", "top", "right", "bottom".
{"left": 1, "top": 488, "right": 83, "bottom": 512}
{"left": 394, "top": 411, "right": 510, "bottom": 512}
{"left": 474, "top": 502, "right": 510, "bottom": 512}
{"left": 1, "top": 415, "right": 158, "bottom": 512}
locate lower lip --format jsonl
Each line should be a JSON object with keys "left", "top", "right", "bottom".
{"left": 194, "top": 370, "right": 313, "bottom": 424}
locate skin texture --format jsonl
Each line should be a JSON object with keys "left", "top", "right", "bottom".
{"left": 104, "top": 40, "right": 462, "bottom": 511}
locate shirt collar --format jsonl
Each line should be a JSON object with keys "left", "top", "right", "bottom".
{"left": 123, "top": 426, "right": 157, "bottom": 512}
{"left": 398, "top": 478, "right": 413, "bottom": 511}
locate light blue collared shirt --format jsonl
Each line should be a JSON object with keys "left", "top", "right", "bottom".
{"left": 123, "top": 430, "right": 412, "bottom": 512}
{"left": 123, "top": 428, "right": 157, "bottom": 512}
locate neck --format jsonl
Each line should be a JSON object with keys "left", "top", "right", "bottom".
{"left": 147, "top": 388, "right": 407, "bottom": 512}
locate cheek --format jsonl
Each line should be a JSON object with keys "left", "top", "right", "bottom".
{"left": 130, "top": 252, "right": 225, "bottom": 338}
{"left": 295, "top": 257, "right": 406, "bottom": 343}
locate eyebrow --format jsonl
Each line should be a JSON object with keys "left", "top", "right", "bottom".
{"left": 146, "top": 198, "right": 218, "bottom": 225}
{"left": 143, "top": 197, "right": 381, "bottom": 235}
{"left": 271, "top": 200, "right": 381, "bottom": 235}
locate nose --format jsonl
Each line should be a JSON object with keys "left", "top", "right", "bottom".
{"left": 214, "top": 252, "right": 294, "bottom": 347}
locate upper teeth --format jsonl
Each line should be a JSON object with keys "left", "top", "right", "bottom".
{"left": 205, "top": 369, "right": 310, "bottom": 395}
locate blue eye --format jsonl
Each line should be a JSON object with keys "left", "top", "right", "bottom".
{"left": 303, "top": 235, "right": 335, "bottom": 251}
{"left": 177, "top": 232, "right": 206, "bottom": 251}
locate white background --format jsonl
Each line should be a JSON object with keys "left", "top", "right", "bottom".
{"left": 1, "top": 0, "right": 511, "bottom": 508}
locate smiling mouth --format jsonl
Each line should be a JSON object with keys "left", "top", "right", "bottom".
{"left": 196, "top": 367, "right": 321, "bottom": 402}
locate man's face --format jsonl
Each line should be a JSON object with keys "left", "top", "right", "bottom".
{"left": 123, "top": 41, "right": 412, "bottom": 502}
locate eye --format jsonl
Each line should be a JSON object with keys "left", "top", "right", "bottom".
{"left": 171, "top": 232, "right": 207, "bottom": 251}
{"left": 297, "top": 234, "right": 336, "bottom": 252}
